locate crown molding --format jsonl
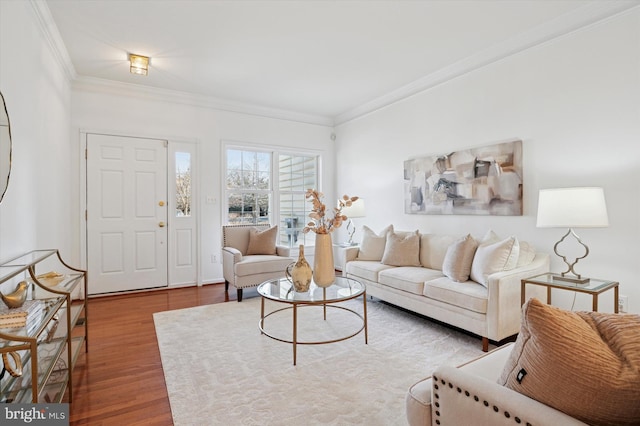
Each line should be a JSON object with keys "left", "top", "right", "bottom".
{"left": 334, "top": 1, "right": 640, "bottom": 126}
{"left": 72, "top": 76, "right": 335, "bottom": 127}
{"left": 28, "top": 0, "right": 77, "bottom": 81}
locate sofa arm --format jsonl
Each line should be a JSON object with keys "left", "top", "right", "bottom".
{"left": 431, "top": 365, "right": 587, "bottom": 426}
{"left": 344, "top": 246, "right": 360, "bottom": 263}
{"left": 484, "top": 253, "right": 550, "bottom": 341}
{"left": 276, "top": 245, "right": 291, "bottom": 257}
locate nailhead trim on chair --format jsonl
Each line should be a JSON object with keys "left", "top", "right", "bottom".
{"left": 222, "top": 223, "right": 270, "bottom": 247}
{"left": 431, "top": 374, "right": 532, "bottom": 426}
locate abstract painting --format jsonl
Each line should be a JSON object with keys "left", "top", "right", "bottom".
{"left": 404, "top": 139, "right": 523, "bottom": 215}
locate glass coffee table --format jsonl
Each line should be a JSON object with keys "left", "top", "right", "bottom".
{"left": 257, "top": 276, "right": 368, "bottom": 365}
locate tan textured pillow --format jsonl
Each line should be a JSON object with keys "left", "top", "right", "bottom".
{"left": 469, "top": 236, "right": 519, "bottom": 286}
{"left": 381, "top": 230, "right": 420, "bottom": 266}
{"left": 357, "top": 225, "right": 393, "bottom": 261}
{"left": 246, "top": 226, "right": 278, "bottom": 255}
{"left": 498, "top": 298, "right": 640, "bottom": 426}
{"left": 442, "top": 234, "right": 478, "bottom": 282}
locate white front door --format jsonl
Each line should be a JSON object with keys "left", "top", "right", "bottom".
{"left": 86, "top": 134, "right": 168, "bottom": 294}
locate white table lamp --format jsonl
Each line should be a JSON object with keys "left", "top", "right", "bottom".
{"left": 341, "top": 198, "right": 366, "bottom": 246}
{"left": 536, "top": 187, "right": 609, "bottom": 283}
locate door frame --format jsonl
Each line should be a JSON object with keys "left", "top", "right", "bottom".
{"left": 79, "top": 129, "right": 201, "bottom": 293}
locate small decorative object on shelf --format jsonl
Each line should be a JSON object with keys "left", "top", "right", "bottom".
{"left": 286, "top": 245, "right": 312, "bottom": 293}
{"left": 1, "top": 352, "right": 22, "bottom": 378}
{"left": 303, "top": 189, "right": 359, "bottom": 287}
{"left": 0, "top": 281, "right": 28, "bottom": 308}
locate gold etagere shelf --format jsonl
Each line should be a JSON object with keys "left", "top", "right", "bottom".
{"left": 0, "top": 249, "right": 87, "bottom": 404}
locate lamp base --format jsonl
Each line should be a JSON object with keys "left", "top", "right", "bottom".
{"left": 552, "top": 274, "right": 590, "bottom": 285}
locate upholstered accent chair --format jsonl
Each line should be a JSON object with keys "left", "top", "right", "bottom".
{"left": 222, "top": 224, "right": 293, "bottom": 301}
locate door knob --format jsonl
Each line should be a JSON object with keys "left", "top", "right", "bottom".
{"left": 158, "top": 221, "right": 165, "bottom": 228}
{"left": 158, "top": 201, "right": 165, "bottom": 207}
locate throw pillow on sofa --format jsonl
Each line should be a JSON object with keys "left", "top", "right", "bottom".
{"left": 357, "top": 224, "right": 393, "bottom": 261}
{"left": 246, "top": 225, "right": 278, "bottom": 255}
{"left": 498, "top": 298, "right": 640, "bottom": 426}
{"left": 469, "top": 235, "right": 519, "bottom": 286}
{"left": 516, "top": 241, "right": 537, "bottom": 267}
{"left": 442, "top": 234, "right": 478, "bottom": 282}
{"left": 381, "top": 230, "right": 421, "bottom": 267}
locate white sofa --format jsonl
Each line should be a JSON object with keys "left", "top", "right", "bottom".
{"left": 344, "top": 228, "right": 549, "bottom": 351}
{"left": 405, "top": 342, "right": 587, "bottom": 425}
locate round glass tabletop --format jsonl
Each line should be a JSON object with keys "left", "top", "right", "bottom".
{"left": 257, "top": 276, "right": 365, "bottom": 304}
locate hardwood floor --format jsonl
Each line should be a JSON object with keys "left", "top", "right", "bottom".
{"left": 70, "top": 283, "right": 231, "bottom": 426}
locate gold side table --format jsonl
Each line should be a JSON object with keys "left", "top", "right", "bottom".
{"left": 257, "top": 276, "right": 368, "bottom": 365}
{"left": 521, "top": 273, "right": 619, "bottom": 312}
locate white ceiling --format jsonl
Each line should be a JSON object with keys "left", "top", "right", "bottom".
{"left": 44, "top": 0, "right": 638, "bottom": 124}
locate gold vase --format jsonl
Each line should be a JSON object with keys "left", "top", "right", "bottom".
{"left": 286, "top": 245, "right": 312, "bottom": 292}
{"left": 313, "top": 233, "right": 335, "bottom": 287}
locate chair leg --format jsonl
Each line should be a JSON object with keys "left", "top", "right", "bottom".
{"left": 224, "top": 280, "right": 229, "bottom": 292}
{"left": 237, "top": 288, "right": 243, "bottom": 302}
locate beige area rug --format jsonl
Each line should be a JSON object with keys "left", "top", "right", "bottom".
{"left": 153, "top": 296, "right": 485, "bottom": 426}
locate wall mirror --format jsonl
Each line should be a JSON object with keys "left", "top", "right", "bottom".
{"left": 0, "top": 91, "right": 11, "bottom": 203}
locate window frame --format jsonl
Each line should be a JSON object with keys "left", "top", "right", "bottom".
{"left": 223, "top": 142, "right": 321, "bottom": 247}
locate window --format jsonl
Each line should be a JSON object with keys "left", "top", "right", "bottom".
{"left": 279, "top": 154, "right": 317, "bottom": 247}
{"left": 225, "top": 146, "right": 318, "bottom": 247}
{"left": 175, "top": 152, "right": 191, "bottom": 217}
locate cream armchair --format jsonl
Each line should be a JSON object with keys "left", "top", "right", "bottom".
{"left": 222, "top": 224, "right": 293, "bottom": 302}
{"left": 406, "top": 343, "right": 587, "bottom": 426}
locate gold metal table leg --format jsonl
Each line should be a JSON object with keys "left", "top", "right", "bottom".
{"left": 363, "top": 292, "right": 368, "bottom": 344}
{"left": 293, "top": 303, "right": 297, "bottom": 366}
{"left": 260, "top": 297, "right": 265, "bottom": 334}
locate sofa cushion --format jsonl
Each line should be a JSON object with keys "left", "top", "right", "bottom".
{"left": 357, "top": 224, "right": 393, "bottom": 261}
{"left": 234, "top": 255, "right": 293, "bottom": 277}
{"left": 419, "top": 234, "right": 457, "bottom": 270}
{"left": 382, "top": 230, "right": 421, "bottom": 267}
{"left": 346, "top": 260, "right": 395, "bottom": 283}
{"left": 470, "top": 236, "right": 519, "bottom": 286}
{"left": 378, "top": 267, "right": 444, "bottom": 296}
{"left": 498, "top": 298, "right": 640, "bottom": 426}
{"left": 423, "top": 276, "right": 488, "bottom": 314}
{"left": 442, "top": 234, "right": 478, "bottom": 282}
{"left": 246, "top": 226, "right": 277, "bottom": 255}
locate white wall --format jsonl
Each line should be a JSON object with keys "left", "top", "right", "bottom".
{"left": 0, "top": 2, "right": 73, "bottom": 266}
{"left": 70, "top": 88, "right": 335, "bottom": 284}
{"left": 335, "top": 9, "right": 640, "bottom": 313}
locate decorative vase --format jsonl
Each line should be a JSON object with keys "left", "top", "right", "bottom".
{"left": 286, "top": 245, "right": 312, "bottom": 293}
{"left": 313, "top": 233, "right": 335, "bottom": 287}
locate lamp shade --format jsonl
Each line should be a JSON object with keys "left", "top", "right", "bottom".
{"left": 341, "top": 198, "right": 366, "bottom": 218}
{"left": 536, "top": 187, "right": 608, "bottom": 228}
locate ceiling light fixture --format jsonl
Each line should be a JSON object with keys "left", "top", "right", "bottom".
{"left": 129, "top": 53, "right": 149, "bottom": 76}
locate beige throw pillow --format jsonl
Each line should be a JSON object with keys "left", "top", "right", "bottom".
{"left": 246, "top": 226, "right": 278, "bottom": 255}
{"left": 498, "top": 298, "right": 640, "bottom": 426}
{"left": 516, "top": 241, "right": 536, "bottom": 267}
{"left": 469, "top": 236, "right": 519, "bottom": 286}
{"left": 442, "top": 234, "right": 478, "bottom": 282}
{"left": 357, "top": 225, "right": 393, "bottom": 261}
{"left": 381, "top": 230, "right": 420, "bottom": 267}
